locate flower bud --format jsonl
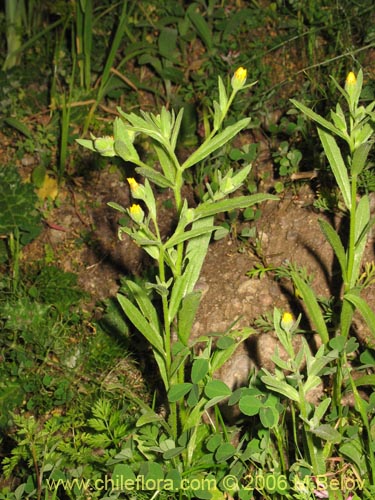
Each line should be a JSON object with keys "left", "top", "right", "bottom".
{"left": 345, "top": 71, "right": 357, "bottom": 89}
{"left": 94, "top": 136, "right": 116, "bottom": 157}
{"left": 128, "top": 203, "right": 144, "bottom": 224}
{"left": 231, "top": 67, "right": 247, "bottom": 91}
{"left": 281, "top": 311, "right": 294, "bottom": 331}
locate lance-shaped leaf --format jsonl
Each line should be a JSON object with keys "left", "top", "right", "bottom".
{"left": 345, "top": 292, "right": 375, "bottom": 338}
{"left": 349, "top": 195, "right": 370, "bottom": 288}
{"left": 261, "top": 375, "right": 299, "bottom": 402}
{"left": 317, "top": 127, "right": 351, "bottom": 211}
{"left": 181, "top": 118, "right": 251, "bottom": 170}
{"left": 291, "top": 272, "right": 329, "bottom": 344}
{"left": 318, "top": 218, "right": 347, "bottom": 283}
{"left": 291, "top": 99, "right": 348, "bottom": 142}
{"left": 351, "top": 141, "right": 373, "bottom": 176}
{"left": 135, "top": 166, "right": 174, "bottom": 188}
{"left": 194, "top": 193, "right": 278, "bottom": 219}
{"left": 116, "top": 293, "right": 163, "bottom": 353}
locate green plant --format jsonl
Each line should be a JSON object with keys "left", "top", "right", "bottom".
{"left": 1, "top": 398, "right": 139, "bottom": 500}
{"left": 291, "top": 69, "right": 375, "bottom": 347}
{"left": 0, "top": 265, "right": 89, "bottom": 427}
{"left": 2, "top": 0, "right": 25, "bottom": 70}
{"left": 78, "top": 67, "right": 277, "bottom": 497}
{"left": 0, "top": 165, "right": 42, "bottom": 291}
{"left": 244, "top": 69, "right": 375, "bottom": 497}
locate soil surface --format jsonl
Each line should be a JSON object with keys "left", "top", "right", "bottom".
{"left": 23, "top": 145, "right": 375, "bottom": 393}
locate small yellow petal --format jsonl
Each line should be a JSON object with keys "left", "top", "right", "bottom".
{"left": 345, "top": 71, "right": 357, "bottom": 86}
{"left": 127, "top": 177, "right": 139, "bottom": 191}
{"left": 281, "top": 311, "right": 294, "bottom": 331}
{"left": 234, "top": 67, "right": 247, "bottom": 83}
{"left": 37, "top": 174, "right": 58, "bottom": 200}
{"left": 130, "top": 203, "right": 141, "bottom": 215}
{"left": 282, "top": 312, "right": 294, "bottom": 324}
{"left": 129, "top": 203, "right": 144, "bottom": 223}
{"left": 231, "top": 67, "right": 247, "bottom": 90}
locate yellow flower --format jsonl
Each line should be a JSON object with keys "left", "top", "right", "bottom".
{"left": 127, "top": 177, "right": 145, "bottom": 201}
{"left": 129, "top": 203, "right": 144, "bottom": 224}
{"left": 127, "top": 177, "right": 139, "bottom": 192}
{"left": 281, "top": 311, "right": 294, "bottom": 331}
{"left": 231, "top": 67, "right": 247, "bottom": 91}
{"left": 345, "top": 71, "right": 357, "bottom": 87}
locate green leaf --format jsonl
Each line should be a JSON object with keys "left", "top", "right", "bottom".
{"left": 114, "top": 117, "right": 139, "bottom": 161}
{"left": 4, "top": 117, "right": 33, "bottom": 139}
{"left": 211, "top": 328, "right": 254, "bottom": 373}
{"left": 182, "top": 118, "right": 251, "bottom": 170}
{"left": 303, "top": 374, "right": 321, "bottom": 395}
{"left": 318, "top": 219, "right": 347, "bottom": 282}
{"left": 183, "top": 216, "right": 214, "bottom": 296}
{"left": 187, "top": 4, "right": 213, "bottom": 50}
{"left": 340, "top": 440, "right": 366, "bottom": 474}
{"left": 136, "top": 411, "right": 164, "bottom": 427}
{"left": 177, "top": 291, "right": 202, "bottom": 345}
{"left": 191, "top": 358, "right": 209, "bottom": 383}
{"left": 330, "top": 108, "right": 347, "bottom": 133}
{"left": 144, "top": 462, "right": 165, "bottom": 482}
{"left": 152, "top": 143, "right": 176, "bottom": 185}
{"left": 261, "top": 376, "right": 300, "bottom": 402}
{"left": 168, "top": 383, "right": 193, "bottom": 402}
{"left": 344, "top": 292, "right": 375, "bottom": 338}
{"left": 135, "top": 166, "right": 174, "bottom": 188}
{"left": 76, "top": 137, "right": 96, "bottom": 152}
{"left": 158, "top": 27, "right": 177, "bottom": 59}
{"left": 317, "top": 127, "right": 351, "bottom": 211}
{"left": 290, "top": 99, "right": 348, "bottom": 141}
{"left": 187, "top": 383, "right": 200, "bottom": 407}
{"left": 354, "top": 122, "right": 374, "bottom": 147}
{"left": 290, "top": 272, "right": 329, "bottom": 344}
{"left": 107, "top": 201, "right": 127, "bottom": 213}
{"left": 170, "top": 108, "right": 184, "bottom": 151}
{"left": 351, "top": 195, "right": 370, "bottom": 287}
{"left": 206, "top": 434, "right": 222, "bottom": 452}
{"left": 87, "top": 417, "right": 106, "bottom": 432}
{"left": 113, "top": 464, "right": 136, "bottom": 484}
{"left": 238, "top": 395, "right": 263, "bottom": 416}
{"left": 313, "top": 398, "right": 331, "bottom": 423}
{"left": 164, "top": 469, "right": 181, "bottom": 491}
{"left": 116, "top": 293, "right": 163, "bottom": 353}
{"left": 215, "top": 443, "right": 236, "bottom": 462}
{"left": 340, "top": 297, "right": 355, "bottom": 339}
{"left": 154, "top": 348, "right": 169, "bottom": 392}
{"left": 0, "top": 166, "right": 42, "bottom": 244}
{"left": 205, "top": 380, "right": 231, "bottom": 399}
{"left": 354, "top": 374, "right": 375, "bottom": 387}
{"left": 218, "top": 76, "right": 228, "bottom": 113}
{"left": 124, "top": 280, "right": 160, "bottom": 331}
{"left": 351, "top": 142, "right": 372, "bottom": 176}
{"left": 118, "top": 111, "right": 165, "bottom": 146}
{"left": 259, "top": 405, "right": 279, "bottom": 428}
{"left": 168, "top": 275, "right": 189, "bottom": 325}
{"left": 311, "top": 424, "right": 342, "bottom": 443}
{"left": 307, "top": 347, "right": 338, "bottom": 377}
{"left": 163, "top": 446, "right": 185, "bottom": 460}
{"left": 216, "top": 336, "right": 235, "bottom": 349}
{"left": 194, "top": 194, "right": 278, "bottom": 219}
{"left": 165, "top": 225, "right": 217, "bottom": 249}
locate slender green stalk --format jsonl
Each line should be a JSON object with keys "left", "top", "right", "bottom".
{"left": 3, "top": 0, "right": 25, "bottom": 70}
{"left": 83, "top": 1, "right": 129, "bottom": 133}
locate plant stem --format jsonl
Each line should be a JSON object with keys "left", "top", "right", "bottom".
{"left": 346, "top": 173, "right": 357, "bottom": 290}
